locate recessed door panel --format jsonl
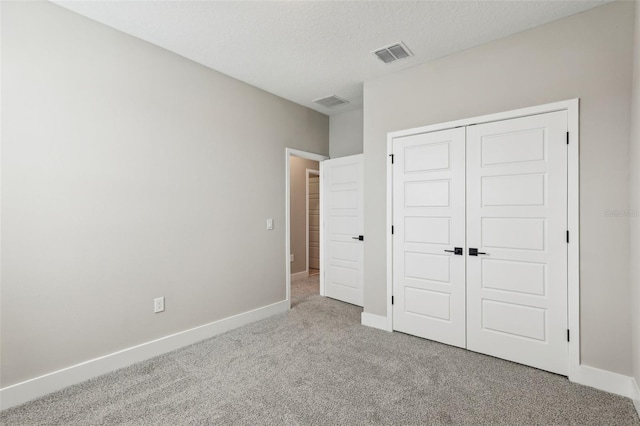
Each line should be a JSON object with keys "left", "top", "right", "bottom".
{"left": 404, "top": 252, "right": 451, "bottom": 283}
{"left": 482, "top": 174, "right": 545, "bottom": 206}
{"left": 329, "top": 265, "right": 358, "bottom": 289}
{"left": 481, "top": 128, "right": 545, "bottom": 166}
{"left": 330, "top": 190, "right": 358, "bottom": 210}
{"left": 404, "top": 142, "right": 450, "bottom": 172}
{"left": 329, "top": 216, "right": 359, "bottom": 236}
{"left": 482, "top": 259, "right": 546, "bottom": 296}
{"left": 330, "top": 240, "right": 359, "bottom": 263}
{"left": 482, "top": 299, "right": 546, "bottom": 341}
{"left": 405, "top": 288, "right": 451, "bottom": 321}
{"left": 331, "top": 164, "right": 358, "bottom": 185}
{"left": 404, "top": 217, "right": 450, "bottom": 245}
{"left": 482, "top": 218, "right": 545, "bottom": 251}
{"left": 404, "top": 181, "right": 450, "bottom": 207}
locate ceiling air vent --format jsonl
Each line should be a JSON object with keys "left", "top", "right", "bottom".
{"left": 313, "top": 95, "right": 349, "bottom": 109}
{"left": 372, "top": 42, "right": 413, "bottom": 64}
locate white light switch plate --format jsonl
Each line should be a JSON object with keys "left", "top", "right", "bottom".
{"left": 266, "top": 218, "right": 273, "bottom": 230}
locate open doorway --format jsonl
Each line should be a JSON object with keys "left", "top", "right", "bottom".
{"left": 289, "top": 157, "right": 319, "bottom": 282}
{"left": 307, "top": 169, "right": 320, "bottom": 278}
{"left": 285, "top": 149, "right": 328, "bottom": 309}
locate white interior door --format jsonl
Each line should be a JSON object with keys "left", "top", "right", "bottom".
{"left": 392, "top": 128, "right": 466, "bottom": 348}
{"left": 466, "top": 111, "right": 568, "bottom": 375}
{"left": 323, "top": 154, "right": 364, "bottom": 306}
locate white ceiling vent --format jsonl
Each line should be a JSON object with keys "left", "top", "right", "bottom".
{"left": 372, "top": 42, "right": 413, "bottom": 64}
{"left": 313, "top": 95, "right": 349, "bottom": 109}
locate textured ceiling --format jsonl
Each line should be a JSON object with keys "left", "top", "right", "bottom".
{"left": 53, "top": 0, "right": 610, "bottom": 116}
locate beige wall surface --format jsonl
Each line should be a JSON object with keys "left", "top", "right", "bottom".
{"left": 329, "top": 108, "right": 363, "bottom": 158}
{"left": 1, "top": 1, "right": 328, "bottom": 387}
{"left": 289, "top": 157, "right": 319, "bottom": 275}
{"left": 629, "top": 0, "right": 640, "bottom": 391}
{"left": 363, "top": 1, "right": 635, "bottom": 375}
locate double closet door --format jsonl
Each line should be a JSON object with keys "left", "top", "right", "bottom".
{"left": 392, "top": 111, "right": 569, "bottom": 375}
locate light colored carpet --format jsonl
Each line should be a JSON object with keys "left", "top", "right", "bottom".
{"left": 291, "top": 275, "right": 320, "bottom": 307}
{"left": 2, "top": 276, "right": 639, "bottom": 425}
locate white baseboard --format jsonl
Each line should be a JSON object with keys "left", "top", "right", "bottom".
{"left": 290, "top": 271, "right": 309, "bottom": 281}
{"left": 0, "top": 300, "right": 288, "bottom": 411}
{"left": 361, "top": 312, "right": 392, "bottom": 332}
{"left": 571, "top": 365, "right": 640, "bottom": 400}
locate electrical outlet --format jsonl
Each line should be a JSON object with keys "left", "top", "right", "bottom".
{"left": 154, "top": 297, "right": 165, "bottom": 313}
{"left": 290, "top": 254, "right": 294, "bottom": 262}
{"left": 266, "top": 218, "right": 274, "bottom": 230}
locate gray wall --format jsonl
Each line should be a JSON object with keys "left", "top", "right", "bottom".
{"left": 289, "top": 157, "right": 319, "bottom": 274}
{"left": 363, "top": 1, "right": 635, "bottom": 375}
{"left": 1, "top": 1, "right": 328, "bottom": 387}
{"left": 329, "top": 108, "right": 363, "bottom": 158}
{"left": 630, "top": 0, "right": 640, "bottom": 394}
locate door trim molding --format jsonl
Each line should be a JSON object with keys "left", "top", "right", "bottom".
{"left": 384, "top": 99, "right": 580, "bottom": 379}
{"left": 285, "top": 148, "right": 328, "bottom": 308}
{"left": 633, "top": 377, "right": 640, "bottom": 417}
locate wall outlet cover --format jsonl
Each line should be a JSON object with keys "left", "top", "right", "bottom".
{"left": 154, "top": 297, "right": 165, "bottom": 313}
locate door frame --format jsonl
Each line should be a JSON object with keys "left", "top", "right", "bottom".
{"left": 285, "top": 148, "right": 329, "bottom": 309}
{"left": 306, "top": 168, "right": 320, "bottom": 277}
{"left": 385, "top": 98, "right": 580, "bottom": 379}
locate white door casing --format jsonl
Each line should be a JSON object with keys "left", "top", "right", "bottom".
{"left": 466, "top": 111, "right": 568, "bottom": 375}
{"left": 392, "top": 128, "right": 466, "bottom": 348}
{"left": 323, "top": 154, "right": 364, "bottom": 306}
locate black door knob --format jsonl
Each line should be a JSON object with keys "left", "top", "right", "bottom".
{"left": 469, "top": 248, "right": 487, "bottom": 256}
{"left": 444, "top": 247, "right": 463, "bottom": 255}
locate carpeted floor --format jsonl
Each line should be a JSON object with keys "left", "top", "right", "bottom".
{"left": 2, "top": 276, "right": 639, "bottom": 425}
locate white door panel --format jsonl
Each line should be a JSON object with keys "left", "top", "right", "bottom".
{"left": 392, "top": 128, "right": 466, "bottom": 348}
{"left": 324, "top": 155, "right": 364, "bottom": 306}
{"left": 466, "top": 111, "right": 568, "bottom": 375}
{"left": 391, "top": 110, "right": 569, "bottom": 376}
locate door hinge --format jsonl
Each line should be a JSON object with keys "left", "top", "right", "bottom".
{"left": 566, "top": 132, "right": 569, "bottom": 145}
{"left": 567, "top": 329, "right": 570, "bottom": 342}
{"left": 389, "top": 154, "right": 394, "bottom": 164}
{"left": 566, "top": 231, "right": 570, "bottom": 243}
{"left": 391, "top": 225, "right": 394, "bottom": 235}
{"left": 391, "top": 296, "right": 394, "bottom": 305}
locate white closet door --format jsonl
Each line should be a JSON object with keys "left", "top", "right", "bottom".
{"left": 392, "top": 128, "right": 466, "bottom": 348}
{"left": 324, "top": 154, "right": 364, "bottom": 306}
{"left": 466, "top": 111, "right": 568, "bottom": 375}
